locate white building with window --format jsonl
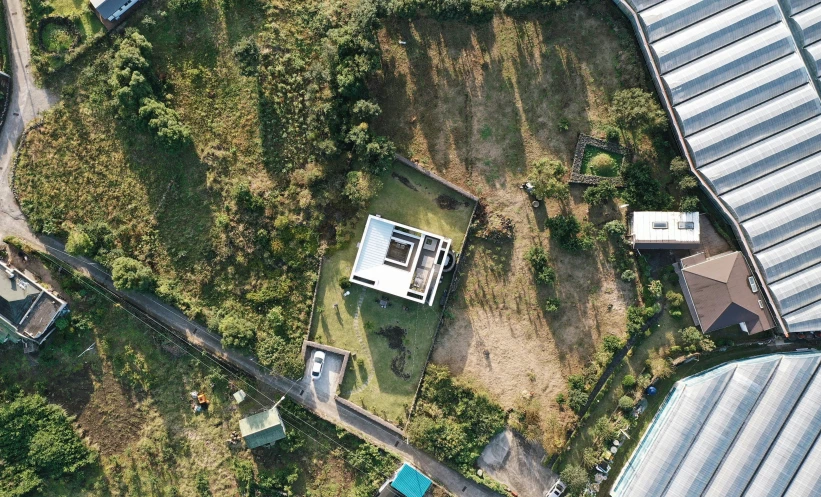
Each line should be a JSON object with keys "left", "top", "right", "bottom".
{"left": 349, "top": 215, "right": 452, "bottom": 306}
{"left": 629, "top": 211, "right": 700, "bottom": 250}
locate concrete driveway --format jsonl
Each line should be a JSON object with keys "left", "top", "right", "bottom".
{"left": 302, "top": 349, "right": 343, "bottom": 403}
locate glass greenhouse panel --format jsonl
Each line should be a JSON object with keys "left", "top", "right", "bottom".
{"left": 699, "top": 114, "right": 821, "bottom": 194}
{"left": 784, "top": 300, "right": 821, "bottom": 333}
{"left": 675, "top": 56, "right": 808, "bottom": 136}
{"left": 805, "top": 41, "right": 821, "bottom": 76}
{"left": 755, "top": 225, "right": 821, "bottom": 283}
{"left": 662, "top": 25, "right": 794, "bottom": 104}
{"left": 651, "top": 0, "right": 781, "bottom": 74}
{"left": 721, "top": 151, "right": 821, "bottom": 221}
{"left": 769, "top": 264, "right": 821, "bottom": 315}
{"left": 742, "top": 188, "right": 821, "bottom": 251}
{"left": 629, "top": 0, "right": 666, "bottom": 12}
{"left": 794, "top": 3, "right": 821, "bottom": 46}
{"left": 783, "top": 438, "right": 821, "bottom": 497}
{"left": 640, "top": 0, "right": 745, "bottom": 42}
{"left": 686, "top": 86, "right": 821, "bottom": 166}
{"left": 786, "top": 0, "right": 821, "bottom": 16}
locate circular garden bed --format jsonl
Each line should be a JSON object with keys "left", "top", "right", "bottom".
{"left": 38, "top": 17, "right": 81, "bottom": 54}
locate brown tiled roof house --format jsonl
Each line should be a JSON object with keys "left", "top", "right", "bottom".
{"left": 677, "top": 252, "right": 775, "bottom": 334}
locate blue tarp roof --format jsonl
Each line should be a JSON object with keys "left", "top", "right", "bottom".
{"left": 390, "top": 463, "right": 431, "bottom": 497}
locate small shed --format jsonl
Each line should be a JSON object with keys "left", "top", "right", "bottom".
{"left": 233, "top": 390, "right": 247, "bottom": 404}
{"left": 239, "top": 407, "right": 286, "bottom": 449}
{"left": 629, "top": 212, "right": 700, "bottom": 250}
{"left": 378, "top": 463, "right": 432, "bottom": 497}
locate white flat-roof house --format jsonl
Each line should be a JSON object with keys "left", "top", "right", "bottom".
{"left": 350, "top": 215, "right": 452, "bottom": 306}
{"left": 629, "top": 212, "right": 700, "bottom": 250}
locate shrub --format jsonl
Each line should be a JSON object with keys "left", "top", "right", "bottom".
{"left": 680, "top": 195, "right": 700, "bottom": 212}
{"left": 603, "top": 220, "right": 627, "bottom": 240}
{"left": 622, "top": 375, "right": 636, "bottom": 389}
{"left": 618, "top": 395, "right": 635, "bottom": 411}
{"left": 602, "top": 334, "right": 624, "bottom": 354}
{"left": 339, "top": 277, "right": 351, "bottom": 290}
{"left": 525, "top": 246, "right": 556, "bottom": 286}
{"left": 647, "top": 356, "right": 673, "bottom": 379}
{"left": 138, "top": 98, "right": 191, "bottom": 149}
{"left": 560, "top": 463, "right": 590, "bottom": 496}
{"left": 499, "top": 0, "right": 570, "bottom": 14}
{"left": 112, "top": 257, "right": 154, "bottom": 291}
{"left": 678, "top": 176, "right": 698, "bottom": 192}
{"left": 555, "top": 392, "right": 566, "bottom": 406}
{"left": 648, "top": 279, "right": 663, "bottom": 299}
{"left": 169, "top": 0, "right": 203, "bottom": 12}
{"left": 547, "top": 214, "right": 584, "bottom": 250}
{"left": 620, "top": 161, "right": 671, "bottom": 211}
{"left": 557, "top": 116, "right": 570, "bottom": 131}
{"left": 620, "top": 269, "right": 636, "bottom": 282}
{"left": 583, "top": 179, "right": 618, "bottom": 206}
{"left": 588, "top": 154, "right": 618, "bottom": 177}
{"left": 220, "top": 315, "right": 256, "bottom": 350}
{"left": 605, "top": 126, "right": 621, "bottom": 142}
{"left": 678, "top": 326, "right": 716, "bottom": 353}
{"left": 611, "top": 88, "right": 667, "bottom": 138}
{"left": 666, "top": 291, "right": 684, "bottom": 308}
{"left": 343, "top": 171, "right": 383, "bottom": 206}
{"left": 544, "top": 297, "right": 561, "bottom": 313}
{"left": 567, "top": 389, "right": 588, "bottom": 413}
{"left": 669, "top": 156, "right": 689, "bottom": 178}
{"left": 528, "top": 158, "right": 569, "bottom": 202}
{"left": 626, "top": 304, "right": 658, "bottom": 336}
{"left": 232, "top": 37, "right": 259, "bottom": 76}
{"left": 65, "top": 229, "right": 94, "bottom": 256}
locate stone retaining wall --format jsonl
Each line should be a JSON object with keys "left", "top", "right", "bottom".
{"left": 570, "top": 133, "right": 627, "bottom": 186}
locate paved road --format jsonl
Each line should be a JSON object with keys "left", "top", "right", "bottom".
{"left": 0, "top": 5, "right": 503, "bottom": 494}
{"left": 0, "top": 0, "right": 56, "bottom": 240}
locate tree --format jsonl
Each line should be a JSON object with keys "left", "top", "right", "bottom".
{"left": 666, "top": 291, "right": 684, "bottom": 308}
{"left": 343, "top": 170, "right": 382, "bottom": 206}
{"left": 620, "top": 160, "right": 671, "bottom": 211}
{"left": 602, "top": 334, "right": 624, "bottom": 354}
{"left": 621, "top": 269, "right": 636, "bottom": 282}
{"left": 588, "top": 154, "right": 617, "bottom": 176}
{"left": 582, "top": 447, "right": 600, "bottom": 469}
{"left": 112, "top": 256, "right": 154, "bottom": 291}
{"left": 622, "top": 375, "right": 636, "bottom": 389}
{"left": 678, "top": 326, "right": 715, "bottom": 353}
{"left": 647, "top": 356, "right": 673, "bottom": 379}
{"left": 529, "top": 158, "right": 569, "bottom": 201}
{"left": 567, "top": 389, "right": 588, "bottom": 413}
{"left": 680, "top": 195, "right": 700, "bottom": 212}
{"left": 648, "top": 279, "right": 663, "bottom": 299}
{"left": 669, "top": 156, "right": 689, "bottom": 178}
{"left": 525, "top": 246, "right": 556, "bottom": 286}
{"left": 583, "top": 179, "right": 618, "bottom": 207}
{"left": 220, "top": 315, "right": 256, "bottom": 350}
{"left": 560, "top": 463, "right": 590, "bottom": 496}
{"left": 603, "top": 220, "right": 626, "bottom": 238}
{"left": 618, "top": 395, "right": 635, "bottom": 411}
{"left": 611, "top": 88, "right": 667, "bottom": 141}
{"left": 547, "top": 215, "right": 584, "bottom": 251}
{"left": 65, "top": 229, "right": 93, "bottom": 256}
{"left": 138, "top": 98, "right": 191, "bottom": 149}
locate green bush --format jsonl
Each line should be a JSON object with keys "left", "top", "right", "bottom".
{"left": 605, "top": 126, "right": 620, "bottom": 142}
{"left": 567, "top": 388, "right": 588, "bottom": 413}
{"left": 547, "top": 214, "right": 585, "bottom": 250}
{"left": 669, "top": 156, "right": 689, "bottom": 178}
{"left": 0, "top": 394, "right": 95, "bottom": 494}
{"left": 618, "top": 395, "right": 634, "bottom": 411}
{"left": 138, "top": 98, "right": 191, "bottom": 150}
{"left": 169, "top": 0, "right": 203, "bottom": 12}
{"left": 678, "top": 176, "right": 698, "bottom": 192}
{"left": 525, "top": 246, "right": 556, "bottom": 286}
{"left": 588, "top": 154, "right": 617, "bottom": 177}
{"left": 620, "top": 269, "right": 636, "bottom": 282}
{"left": 220, "top": 315, "right": 256, "bottom": 350}
{"left": 544, "top": 297, "right": 561, "bottom": 313}
{"left": 622, "top": 375, "right": 636, "bottom": 389}
{"left": 557, "top": 116, "right": 570, "bottom": 131}
{"left": 499, "top": 0, "right": 568, "bottom": 14}
{"left": 65, "top": 229, "right": 94, "bottom": 256}
{"left": 666, "top": 290, "right": 684, "bottom": 308}
{"left": 583, "top": 179, "right": 618, "bottom": 206}
{"left": 611, "top": 87, "right": 667, "bottom": 138}
{"left": 620, "top": 161, "right": 671, "bottom": 211}
{"left": 343, "top": 171, "right": 383, "bottom": 206}
{"left": 232, "top": 37, "right": 259, "bottom": 76}
{"left": 339, "top": 276, "right": 351, "bottom": 290}
{"left": 680, "top": 195, "right": 700, "bottom": 212}
{"left": 677, "top": 326, "right": 715, "bottom": 353}
{"left": 560, "top": 464, "right": 590, "bottom": 496}
{"left": 112, "top": 257, "right": 154, "bottom": 291}
{"left": 528, "top": 158, "right": 568, "bottom": 202}
{"left": 603, "top": 220, "right": 627, "bottom": 238}
{"left": 602, "top": 334, "right": 624, "bottom": 354}
{"left": 648, "top": 279, "right": 663, "bottom": 299}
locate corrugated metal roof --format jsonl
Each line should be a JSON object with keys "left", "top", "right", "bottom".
{"left": 611, "top": 352, "right": 821, "bottom": 497}
{"left": 631, "top": 212, "right": 700, "bottom": 245}
{"left": 390, "top": 463, "right": 432, "bottom": 497}
{"left": 239, "top": 407, "right": 286, "bottom": 449}
{"left": 354, "top": 217, "right": 394, "bottom": 275}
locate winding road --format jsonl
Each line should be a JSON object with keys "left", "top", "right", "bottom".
{"left": 0, "top": 4, "right": 503, "bottom": 496}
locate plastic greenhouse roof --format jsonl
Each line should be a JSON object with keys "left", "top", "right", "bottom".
{"left": 623, "top": 0, "right": 821, "bottom": 332}
{"left": 610, "top": 353, "right": 821, "bottom": 497}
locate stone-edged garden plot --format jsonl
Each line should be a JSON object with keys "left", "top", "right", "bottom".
{"left": 571, "top": 134, "right": 627, "bottom": 186}
{"left": 309, "top": 162, "right": 475, "bottom": 426}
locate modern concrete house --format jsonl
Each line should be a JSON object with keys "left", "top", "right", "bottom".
{"left": 629, "top": 211, "right": 700, "bottom": 250}
{"left": 0, "top": 261, "right": 67, "bottom": 346}
{"left": 350, "top": 215, "right": 451, "bottom": 306}
{"left": 676, "top": 252, "right": 775, "bottom": 334}
{"left": 616, "top": 0, "right": 821, "bottom": 335}
{"left": 90, "top": 0, "right": 142, "bottom": 30}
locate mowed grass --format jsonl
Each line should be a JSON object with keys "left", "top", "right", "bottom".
{"left": 311, "top": 162, "right": 474, "bottom": 425}
{"left": 580, "top": 145, "right": 623, "bottom": 177}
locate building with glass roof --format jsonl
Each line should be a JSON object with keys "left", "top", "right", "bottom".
{"left": 616, "top": 0, "right": 821, "bottom": 334}
{"left": 611, "top": 352, "right": 821, "bottom": 497}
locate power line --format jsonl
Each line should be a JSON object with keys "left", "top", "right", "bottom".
{"left": 36, "top": 250, "right": 397, "bottom": 482}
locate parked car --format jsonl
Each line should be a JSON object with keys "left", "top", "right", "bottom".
{"left": 311, "top": 351, "right": 326, "bottom": 380}
{"left": 545, "top": 480, "right": 566, "bottom": 497}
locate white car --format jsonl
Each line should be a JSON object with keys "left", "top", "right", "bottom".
{"left": 545, "top": 480, "right": 567, "bottom": 497}
{"left": 311, "top": 351, "right": 326, "bottom": 380}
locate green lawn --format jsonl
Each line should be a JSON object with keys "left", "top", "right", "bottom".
{"left": 580, "top": 145, "right": 623, "bottom": 177}
{"left": 310, "top": 162, "right": 475, "bottom": 425}
{"left": 46, "top": 0, "right": 104, "bottom": 39}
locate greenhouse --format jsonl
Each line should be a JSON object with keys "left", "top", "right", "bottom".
{"left": 611, "top": 353, "right": 821, "bottom": 497}
{"left": 620, "top": 0, "right": 821, "bottom": 333}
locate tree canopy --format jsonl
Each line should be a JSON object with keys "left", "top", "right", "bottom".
{"left": 611, "top": 88, "right": 667, "bottom": 139}
{"left": 112, "top": 256, "right": 155, "bottom": 291}
{"left": 528, "top": 158, "right": 569, "bottom": 201}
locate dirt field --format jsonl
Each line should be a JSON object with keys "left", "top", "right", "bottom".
{"left": 373, "top": 3, "right": 646, "bottom": 449}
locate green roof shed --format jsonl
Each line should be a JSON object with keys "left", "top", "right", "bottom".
{"left": 239, "top": 407, "right": 286, "bottom": 449}
{"left": 390, "top": 463, "right": 431, "bottom": 497}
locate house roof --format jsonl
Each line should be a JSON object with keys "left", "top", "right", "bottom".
{"left": 679, "top": 252, "right": 774, "bottom": 333}
{"left": 91, "top": 0, "right": 139, "bottom": 22}
{"left": 611, "top": 352, "right": 821, "bottom": 497}
{"left": 0, "top": 261, "right": 66, "bottom": 344}
{"left": 390, "top": 463, "right": 431, "bottom": 497}
{"left": 239, "top": 407, "right": 286, "bottom": 449}
{"left": 630, "top": 211, "right": 700, "bottom": 246}
{"left": 621, "top": 0, "right": 821, "bottom": 333}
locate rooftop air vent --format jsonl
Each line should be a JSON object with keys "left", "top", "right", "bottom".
{"left": 758, "top": 300, "right": 764, "bottom": 309}
{"left": 652, "top": 221, "right": 669, "bottom": 229}
{"left": 4, "top": 268, "right": 14, "bottom": 279}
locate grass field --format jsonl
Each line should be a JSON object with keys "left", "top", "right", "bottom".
{"left": 0, "top": 250, "right": 399, "bottom": 496}
{"left": 580, "top": 145, "right": 623, "bottom": 177}
{"left": 310, "top": 162, "right": 474, "bottom": 425}
{"left": 49, "top": 0, "right": 105, "bottom": 39}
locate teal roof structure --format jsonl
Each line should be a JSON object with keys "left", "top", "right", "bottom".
{"left": 239, "top": 407, "right": 286, "bottom": 449}
{"left": 390, "top": 463, "right": 431, "bottom": 497}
